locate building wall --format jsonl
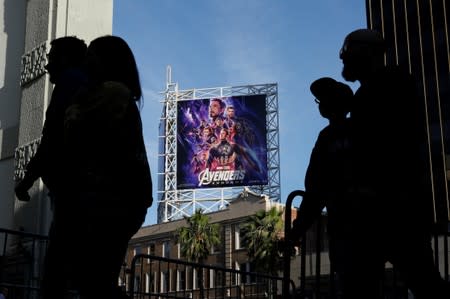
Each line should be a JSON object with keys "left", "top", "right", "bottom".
{"left": 0, "top": 0, "right": 27, "bottom": 231}
{"left": 366, "top": 0, "right": 450, "bottom": 279}
{"left": 366, "top": 0, "right": 450, "bottom": 227}
{"left": 125, "top": 194, "right": 275, "bottom": 291}
{"left": 123, "top": 192, "right": 331, "bottom": 294}
{"left": 0, "top": 0, "right": 113, "bottom": 235}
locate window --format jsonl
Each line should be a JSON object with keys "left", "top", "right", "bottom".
{"left": 147, "top": 244, "right": 155, "bottom": 264}
{"left": 134, "top": 246, "right": 142, "bottom": 265}
{"left": 134, "top": 275, "right": 141, "bottom": 292}
{"left": 240, "top": 262, "right": 256, "bottom": 284}
{"left": 215, "top": 270, "right": 224, "bottom": 287}
{"left": 193, "top": 268, "right": 198, "bottom": 289}
{"left": 161, "top": 271, "right": 169, "bottom": 292}
{"left": 235, "top": 225, "right": 242, "bottom": 249}
{"left": 150, "top": 272, "right": 156, "bottom": 293}
{"left": 240, "top": 262, "right": 248, "bottom": 284}
{"left": 169, "top": 269, "right": 174, "bottom": 292}
{"left": 134, "top": 246, "right": 142, "bottom": 256}
{"left": 187, "top": 267, "right": 194, "bottom": 290}
{"left": 233, "top": 262, "right": 240, "bottom": 285}
{"left": 145, "top": 273, "right": 150, "bottom": 293}
{"left": 162, "top": 241, "right": 171, "bottom": 258}
{"left": 144, "top": 273, "right": 156, "bottom": 294}
{"left": 148, "top": 243, "right": 155, "bottom": 255}
{"left": 209, "top": 269, "right": 215, "bottom": 288}
{"left": 177, "top": 270, "right": 186, "bottom": 291}
{"left": 235, "top": 226, "right": 240, "bottom": 249}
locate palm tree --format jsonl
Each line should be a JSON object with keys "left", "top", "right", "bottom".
{"left": 176, "top": 208, "right": 221, "bottom": 263}
{"left": 175, "top": 209, "right": 220, "bottom": 298}
{"left": 241, "top": 207, "right": 284, "bottom": 275}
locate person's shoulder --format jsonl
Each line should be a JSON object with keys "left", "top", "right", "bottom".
{"left": 370, "top": 66, "right": 415, "bottom": 94}
{"left": 380, "top": 65, "right": 413, "bottom": 82}
{"left": 93, "top": 81, "right": 133, "bottom": 110}
{"left": 316, "top": 125, "right": 334, "bottom": 142}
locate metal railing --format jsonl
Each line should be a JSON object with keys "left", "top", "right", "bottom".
{"left": 127, "top": 254, "right": 296, "bottom": 299}
{"left": 0, "top": 228, "right": 49, "bottom": 299}
{"left": 2, "top": 192, "right": 448, "bottom": 299}
{"left": 283, "top": 189, "right": 450, "bottom": 299}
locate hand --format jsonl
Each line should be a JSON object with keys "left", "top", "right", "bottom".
{"left": 15, "top": 179, "right": 33, "bottom": 202}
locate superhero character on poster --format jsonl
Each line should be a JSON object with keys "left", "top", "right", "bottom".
{"left": 177, "top": 94, "right": 268, "bottom": 189}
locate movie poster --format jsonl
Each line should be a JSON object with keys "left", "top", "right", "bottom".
{"left": 177, "top": 94, "right": 268, "bottom": 189}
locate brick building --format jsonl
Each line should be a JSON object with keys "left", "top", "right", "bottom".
{"left": 120, "top": 190, "right": 330, "bottom": 297}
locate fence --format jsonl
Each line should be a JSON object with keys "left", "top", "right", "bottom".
{"left": 1, "top": 189, "right": 449, "bottom": 299}
{"left": 0, "top": 228, "right": 48, "bottom": 299}
{"left": 127, "top": 254, "right": 295, "bottom": 299}
{"left": 284, "top": 189, "right": 450, "bottom": 299}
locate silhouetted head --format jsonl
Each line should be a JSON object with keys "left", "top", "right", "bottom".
{"left": 86, "top": 35, "right": 142, "bottom": 101}
{"left": 340, "top": 29, "right": 386, "bottom": 83}
{"left": 45, "top": 36, "right": 87, "bottom": 84}
{"left": 310, "top": 77, "right": 353, "bottom": 121}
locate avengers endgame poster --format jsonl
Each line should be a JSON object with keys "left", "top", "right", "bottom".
{"left": 176, "top": 94, "right": 268, "bottom": 189}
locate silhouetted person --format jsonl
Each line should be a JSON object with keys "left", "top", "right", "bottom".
{"left": 291, "top": 77, "right": 353, "bottom": 296}
{"left": 14, "top": 36, "right": 88, "bottom": 299}
{"left": 339, "top": 28, "right": 449, "bottom": 299}
{"left": 63, "top": 35, "right": 153, "bottom": 299}
{"left": 15, "top": 36, "right": 87, "bottom": 200}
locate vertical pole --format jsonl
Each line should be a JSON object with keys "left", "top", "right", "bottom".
{"left": 283, "top": 190, "right": 305, "bottom": 299}
{"left": 315, "top": 216, "right": 321, "bottom": 299}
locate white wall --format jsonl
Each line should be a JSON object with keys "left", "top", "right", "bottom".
{"left": 55, "top": 0, "right": 113, "bottom": 43}
{"left": 5, "top": 0, "right": 113, "bottom": 234}
{"left": 0, "top": 0, "right": 27, "bottom": 230}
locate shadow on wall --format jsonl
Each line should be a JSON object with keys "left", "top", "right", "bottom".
{"left": 0, "top": 0, "right": 26, "bottom": 231}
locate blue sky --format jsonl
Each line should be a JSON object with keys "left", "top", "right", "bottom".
{"left": 112, "top": 0, "right": 366, "bottom": 226}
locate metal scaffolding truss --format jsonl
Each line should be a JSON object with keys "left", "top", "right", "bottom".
{"left": 157, "top": 81, "right": 280, "bottom": 223}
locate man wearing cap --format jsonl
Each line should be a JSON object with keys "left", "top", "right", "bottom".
{"left": 291, "top": 77, "right": 354, "bottom": 294}
{"left": 339, "top": 28, "right": 449, "bottom": 299}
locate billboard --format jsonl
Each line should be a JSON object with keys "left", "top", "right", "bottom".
{"left": 177, "top": 94, "right": 268, "bottom": 189}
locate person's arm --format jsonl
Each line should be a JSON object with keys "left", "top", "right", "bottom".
{"left": 15, "top": 102, "right": 56, "bottom": 201}
{"left": 16, "top": 73, "right": 85, "bottom": 200}
{"left": 115, "top": 105, "right": 153, "bottom": 208}
{"left": 290, "top": 136, "right": 328, "bottom": 243}
{"left": 14, "top": 144, "right": 45, "bottom": 201}
{"left": 290, "top": 192, "right": 325, "bottom": 243}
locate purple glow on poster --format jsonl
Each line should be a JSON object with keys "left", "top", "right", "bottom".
{"left": 177, "top": 95, "right": 268, "bottom": 189}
